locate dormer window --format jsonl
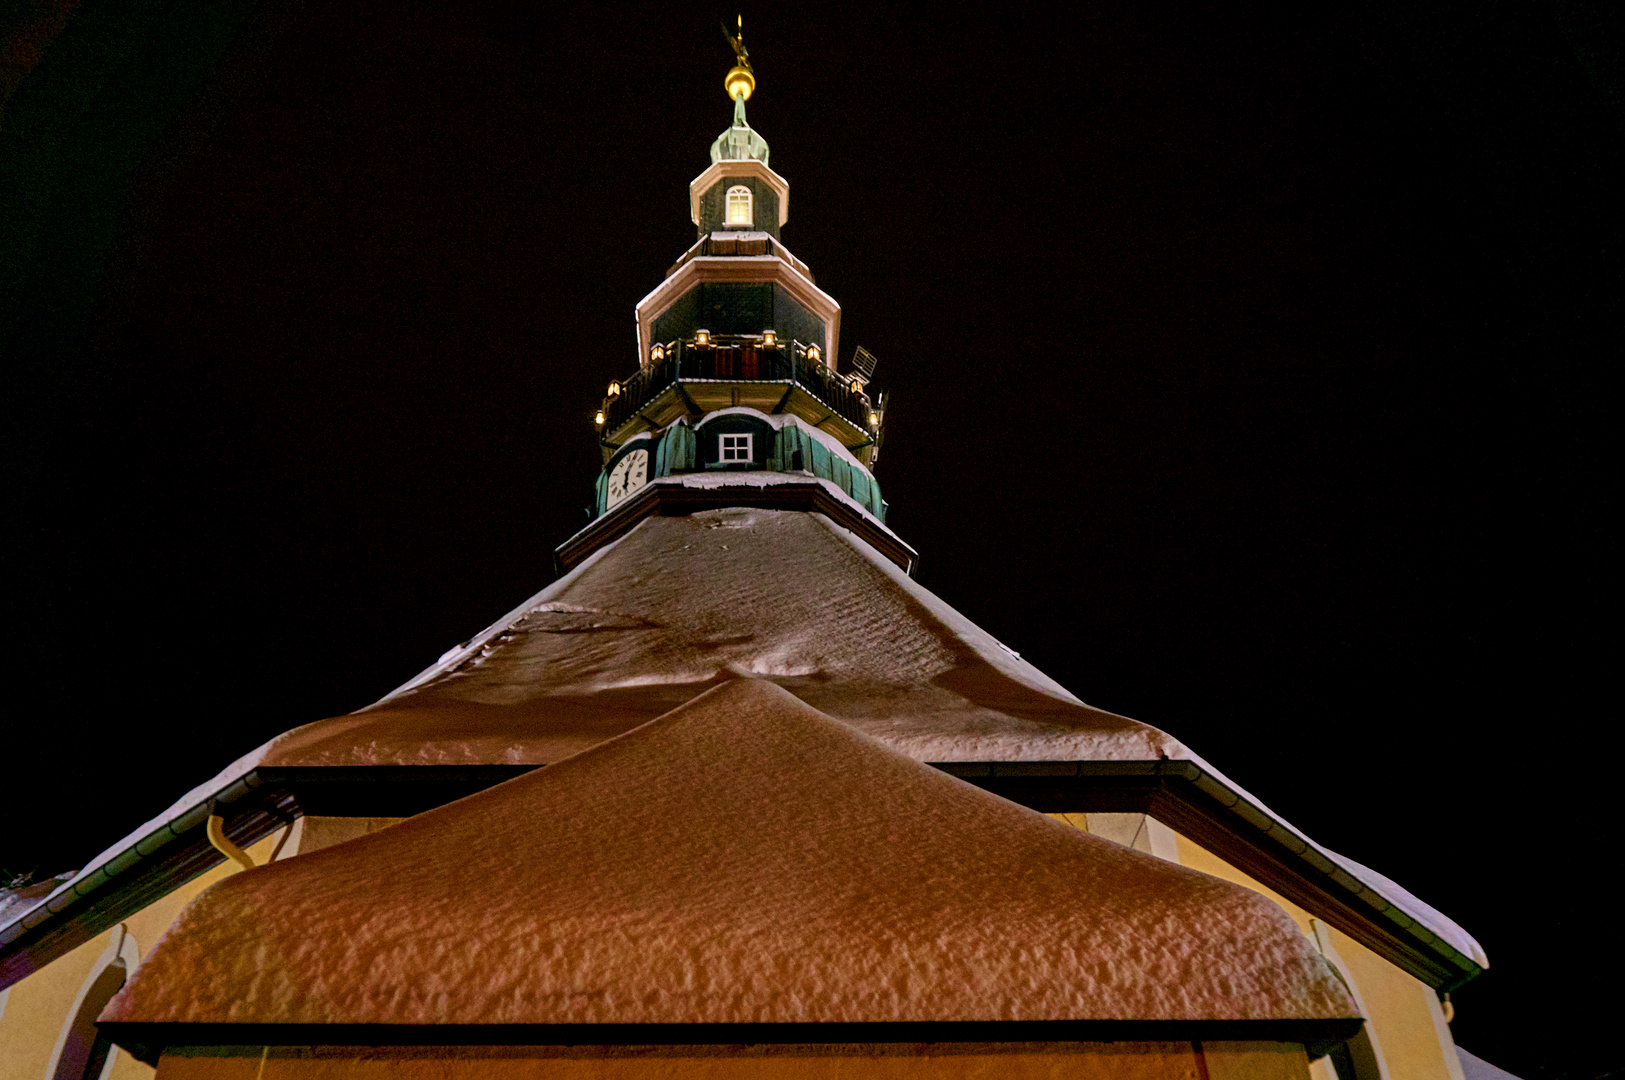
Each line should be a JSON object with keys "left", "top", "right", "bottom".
{"left": 725, "top": 185, "right": 752, "bottom": 226}
{"left": 719, "top": 433, "right": 753, "bottom": 462}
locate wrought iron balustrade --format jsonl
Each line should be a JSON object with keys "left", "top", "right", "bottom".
{"left": 602, "top": 339, "right": 873, "bottom": 437}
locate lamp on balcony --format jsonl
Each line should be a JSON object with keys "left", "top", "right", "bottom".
{"left": 651, "top": 343, "right": 665, "bottom": 362}
{"left": 594, "top": 410, "right": 606, "bottom": 426}
{"left": 695, "top": 329, "right": 711, "bottom": 346}
{"left": 762, "top": 329, "right": 777, "bottom": 348}
{"left": 608, "top": 382, "right": 621, "bottom": 397}
{"left": 807, "top": 344, "right": 821, "bottom": 364}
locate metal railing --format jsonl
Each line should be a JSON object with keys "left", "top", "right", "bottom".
{"left": 602, "top": 338, "right": 872, "bottom": 436}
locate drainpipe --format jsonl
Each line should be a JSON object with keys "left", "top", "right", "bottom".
{"left": 205, "top": 813, "right": 256, "bottom": 872}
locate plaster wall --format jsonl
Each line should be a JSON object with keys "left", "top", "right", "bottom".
{"left": 1326, "top": 925, "right": 1464, "bottom": 1080}
{"left": 151, "top": 1042, "right": 1307, "bottom": 1080}
{"left": 0, "top": 833, "right": 282, "bottom": 1080}
{"left": 1048, "top": 812, "right": 1465, "bottom": 1080}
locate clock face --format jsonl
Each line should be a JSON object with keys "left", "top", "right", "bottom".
{"left": 605, "top": 448, "right": 649, "bottom": 509}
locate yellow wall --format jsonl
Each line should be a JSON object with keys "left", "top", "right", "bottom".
{"left": 0, "top": 832, "right": 283, "bottom": 1080}
{"left": 152, "top": 1041, "right": 1305, "bottom": 1080}
{"left": 1049, "top": 813, "right": 1466, "bottom": 1080}
{"left": 1168, "top": 823, "right": 1460, "bottom": 1080}
{"left": 1321, "top": 924, "right": 1463, "bottom": 1080}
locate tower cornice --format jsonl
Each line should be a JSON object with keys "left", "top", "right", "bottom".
{"left": 690, "top": 158, "right": 789, "bottom": 229}
{"left": 634, "top": 254, "right": 840, "bottom": 366}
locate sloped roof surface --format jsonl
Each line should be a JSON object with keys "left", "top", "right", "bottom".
{"left": 53, "top": 505, "right": 1480, "bottom": 974}
{"left": 103, "top": 679, "right": 1356, "bottom": 1027}
{"left": 256, "top": 507, "right": 1183, "bottom": 767}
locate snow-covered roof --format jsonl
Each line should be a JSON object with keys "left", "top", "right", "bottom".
{"left": 264, "top": 506, "right": 1184, "bottom": 767}
{"left": 4, "top": 507, "right": 1485, "bottom": 991}
{"left": 102, "top": 679, "right": 1357, "bottom": 1031}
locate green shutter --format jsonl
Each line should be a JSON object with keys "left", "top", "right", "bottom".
{"left": 664, "top": 425, "right": 696, "bottom": 472}
{"left": 809, "top": 437, "right": 831, "bottom": 479}
{"left": 831, "top": 455, "right": 852, "bottom": 497}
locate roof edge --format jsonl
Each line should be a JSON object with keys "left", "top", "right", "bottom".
{"left": 104, "top": 1018, "right": 1366, "bottom": 1068}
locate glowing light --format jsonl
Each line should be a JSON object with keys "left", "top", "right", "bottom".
{"left": 695, "top": 329, "right": 711, "bottom": 346}
{"left": 608, "top": 382, "right": 621, "bottom": 397}
{"left": 762, "top": 328, "right": 776, "bottom": 347}
{"left": 594, "top": 411, "right": 605, "bottom": 426}
{"left": 651, "top": 344, "right": 665, "bottom": 362}
{"left": 869, "top": 412, "right": 879, "bottom": 426}
{"left": 726, "top": 186, "right": 752, "bottom": 225}
{"left": 807, "top": 344, "right": 821, "bottom": 363}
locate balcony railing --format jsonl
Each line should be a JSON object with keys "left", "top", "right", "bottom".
{"left": 602, "top": 338, "right": 873, "bottom": 437}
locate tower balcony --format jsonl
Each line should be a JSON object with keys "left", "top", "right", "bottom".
{"left": 598, "top": 336, "right": 881, "bottom": 463}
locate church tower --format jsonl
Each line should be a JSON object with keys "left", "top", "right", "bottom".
{"left": 1, "top": 27, "right": 1489, "bottom": 1080}
{"left": 567, "top": 26, "right": 901, "bottom": 574}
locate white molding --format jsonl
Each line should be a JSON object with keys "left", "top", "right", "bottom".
{"left": 634, "top": 256, "right": 841, "bottom": 367}
{"left": 1427, "top": 987, "right": 1468, "bottom": 1080}
{"left": 689, "top": 159, "right": 789, "bottom": 227}
{"left": 1144, "top": 816, "right": 1183, "bottom": 863}
{"left": 41, "top": 925, "right": 139, "bottom": 1080}
{"left": 1310, "top": 919, "right": 1395, "bottom": 1080}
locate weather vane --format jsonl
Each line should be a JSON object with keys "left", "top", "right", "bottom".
{"left": 721, "top": 15, "right": 751, "bottom": 72}
{"left": 721, "top": 15, "right": 756, "bottom": 101}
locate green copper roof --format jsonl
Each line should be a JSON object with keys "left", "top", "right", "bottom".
{"left": 710, "top": 95, "right": 770, "bottom": 165}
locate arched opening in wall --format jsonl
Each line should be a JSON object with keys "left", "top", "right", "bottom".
{"left": 51, "top": 958, "right": 126, "bottom": 1080}
{"left": 725, "top": 185, "right": 752, "bottom": 226}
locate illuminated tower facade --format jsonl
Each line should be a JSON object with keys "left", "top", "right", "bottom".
{"left": 566, "top": 41, "right": 903, "bottom": 574}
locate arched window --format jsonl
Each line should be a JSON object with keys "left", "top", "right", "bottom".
{"left": 46, "top": 928, "right": 139, "bottom": 1080}
{"left": 51, "top": 960, "right": 126, "bottom": 1080}
{"left": 725, "top": 185, "right": 752, "bottom": 226}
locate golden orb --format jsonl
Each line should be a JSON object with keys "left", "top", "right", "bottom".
{"left": 724, "top": 65, "right": 755, "bottom": 101}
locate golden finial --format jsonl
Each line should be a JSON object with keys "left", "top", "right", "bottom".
{"left": 721, "top": 15, "right": 755, "bottom": 101}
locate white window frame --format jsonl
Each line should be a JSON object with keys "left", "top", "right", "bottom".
{"left": 719, "top": 433, "right": 753, "bottom": 463}
{"left": 725, "top": 185, "right": 753, "bottom": 227}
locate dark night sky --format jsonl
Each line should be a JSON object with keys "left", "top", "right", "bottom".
{"left": 3, "top": 2, "right": 1619, "bottom": 1078}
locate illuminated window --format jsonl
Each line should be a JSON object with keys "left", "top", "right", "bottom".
{"left": 719, "top": 433, "right": 753, "bottom": 462}
{"left": 725, "top": 185, "right": 752, "bottom": 226}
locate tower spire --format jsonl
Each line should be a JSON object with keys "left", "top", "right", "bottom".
{"left": 713, "top": 15, "right": 768, "bottom": 164}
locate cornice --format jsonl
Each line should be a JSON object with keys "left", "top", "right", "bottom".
{"left": 689, "top": 159, "right": 790, "bottom": 227}
{"left": 633, "top": 256, "right": 841, "bottom": 365}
